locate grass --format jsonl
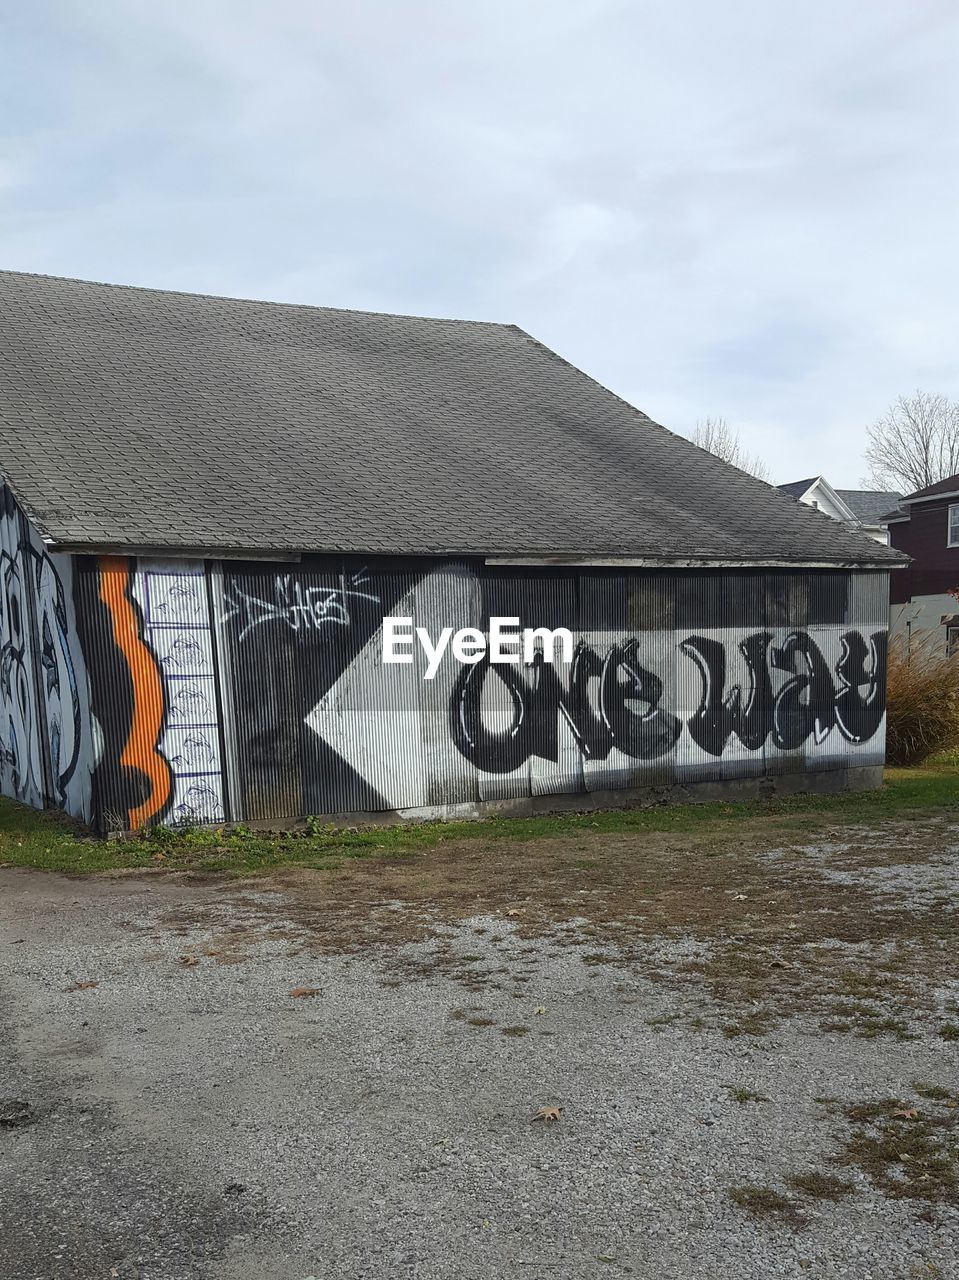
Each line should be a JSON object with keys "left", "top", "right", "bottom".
{"left": 3, "top": 763, "right": 957, "bottom": 1038}
{"left": 886, "top": 637, "right": 959, "bottom": 765}
{"left": 915, "top": 1084, "right": 957, "bottom": 1101}
{"left": 1, "top": 763, "right": 957, "bottom": 877}
{"left": 785, "top": 1171, "right": 854, "bottom": 1200}
{"left": 722, "top": 1011, "right": 775, "bottom": 1039}
{"left": 727, "top": 1087, "right": 768, "bottom": 1105}
{"left": 729, "top": 1087, "right": 959, "bottom": 1221}
{"left": 838, "top": 1091, "right": 959, "bottom": 1205}
{"left": 728, "top": 1185, "right": 803, "bottom": 1228}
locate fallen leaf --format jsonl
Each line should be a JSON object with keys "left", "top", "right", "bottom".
{"left": 504, "top": 908, "right": 522, "bottom": 917}
{"left": 289, "top": 987, "right": 320, "bottom": 999}
{"left": 531, "top": 1105, "right": 562, "bottom": 1123}
{"left": 179, "top": 955, "right": 199, "bottom": 967}
{"left": 892, "top": 1108, "right": 919, "bottom": 1119}
{"left": 534, "top": 1006, "right": 547, "bottom": 1015}
{"left": 64, "top": 981, "right": 98, "bottom": 993}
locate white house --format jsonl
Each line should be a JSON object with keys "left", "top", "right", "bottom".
{"left": 777, "top": 476, "right": 901, "bottom": 545}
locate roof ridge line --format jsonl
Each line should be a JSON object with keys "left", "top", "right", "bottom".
{"left": 0, "top": 267, "right": 514, "bottom": 330}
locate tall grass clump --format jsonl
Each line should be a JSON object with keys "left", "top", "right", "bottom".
{"left": 885, "top": 633, "right": 959, "bottom": 765}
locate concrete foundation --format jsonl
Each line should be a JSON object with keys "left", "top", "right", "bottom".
{"left": 225, "top": 764, "right": 885, "bottom": 836}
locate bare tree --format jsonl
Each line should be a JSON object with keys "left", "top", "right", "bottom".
{"left": 863, "top": 392, "right": 959, "bottom": 493}
{"left": 691, "top": 416, "right": 771, "bottom": 483}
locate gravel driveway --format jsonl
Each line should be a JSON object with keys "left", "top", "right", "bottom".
{"left": 1, "top": 820, "right": 957, "bottom": 1280}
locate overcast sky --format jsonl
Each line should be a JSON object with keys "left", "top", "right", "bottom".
{"left": 2, "top": 2, "right": 957, "bottom": 487}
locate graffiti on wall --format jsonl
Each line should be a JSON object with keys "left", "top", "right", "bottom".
{"left": 3, "top": 537, "right": 891, "bottom": 833}
{"left": 215, "top": 561, "right": 890, "bottom": 823}
{"left": 133, "top": 563, "right": 225, "bottom": 826}
{"left": 34, "top": 549, "right": 87, "bottom": 811}
{"left": 449, "top": 629, "right": 887, "bottom": 773}
{"left": 218, "top": 562, "right": 410, "bottom": 820}
{"left": 0, "top": 489, "right": 93, "bottom": 820}
{"left": 684, "top": 630, "right": 887, "bottom": 753}
{"left": 85, "top": 557, "right": 226, "bottom": 831}
{"left": 224, "top": 568, "right": 380, "bottom": 642}
{"left": 0, "top": 499, "right": 43, "bottom": 808}
{"left": 95, "top": 556, "right": 174, "bottom": 829}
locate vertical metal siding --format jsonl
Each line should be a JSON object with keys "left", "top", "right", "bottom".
{"left": 0, "top": 489, "right": 45, "bottom": 809}
{"left": 68, "top": 554, "right": 892, "bottom": 831}
{"left": 3, "top": 494, "right": 890, "bottom": 833}
{"left": 0, "top": 488, "right": 95, "bottom": 823}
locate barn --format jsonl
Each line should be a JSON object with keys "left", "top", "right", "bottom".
{"left": 0, "top": 270, "right": 902, "bottom": 833}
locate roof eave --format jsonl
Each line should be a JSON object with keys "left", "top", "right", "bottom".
{"left": 45, "top": 539, "right": 905, "bottom": 571}
{"left": 47, "top": 540, "right": 305, "bottom": 563}
{"left": 484, "top": 554, "right": 907, "bottom": 570}
{"left": 901, "top": 488, "right": 959, "bottom": 507}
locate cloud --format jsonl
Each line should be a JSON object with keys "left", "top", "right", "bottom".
{"left": 1, "top": 0, "right": 958, "bottom": 484}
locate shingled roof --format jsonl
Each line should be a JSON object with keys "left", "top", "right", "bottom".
{"left": 775, "top": 477, "right": 819, "bottom": 502}
{"left": 0, "top": 270, "right": 902, "bottom": 567}
{"left": 901, "top": 474, "right": 959, "bottom": 503}
{"left": 835, "top": 489, "right": 903, "bottom": 525}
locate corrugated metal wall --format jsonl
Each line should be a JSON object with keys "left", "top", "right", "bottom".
{"left": 0, "top": 528, "right": 891, "bottom": 832}
{"left": 200, "top": 556, "right": 889, "bottom": 828}
{"left": 0, "top": 485, "right": 94, "bottom": 822}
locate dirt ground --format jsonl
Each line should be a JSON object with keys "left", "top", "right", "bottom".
{"left": 1, "top": 816, "right": 958, "bottom": 1279}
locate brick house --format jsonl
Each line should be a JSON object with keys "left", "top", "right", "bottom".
{"left": 886, "top": 475, "right": 959, "bottom": 652}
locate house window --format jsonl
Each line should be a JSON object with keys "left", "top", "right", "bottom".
{"left": 949, "top": 626, "right": 959, "bottom": 657}
{"left": 949, "top": 504, "right": 959, "bottom": 547}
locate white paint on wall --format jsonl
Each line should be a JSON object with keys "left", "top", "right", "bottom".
{"left": 133, "top": 558, "right": 225, "bottom": 826}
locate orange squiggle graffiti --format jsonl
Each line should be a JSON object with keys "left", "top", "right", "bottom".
{"left": 98, "top": 557, "right": 172, "bottom": 829}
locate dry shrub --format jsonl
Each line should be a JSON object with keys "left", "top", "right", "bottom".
{"left": 885, "top": 633, "right": 959, "bottom": 765}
